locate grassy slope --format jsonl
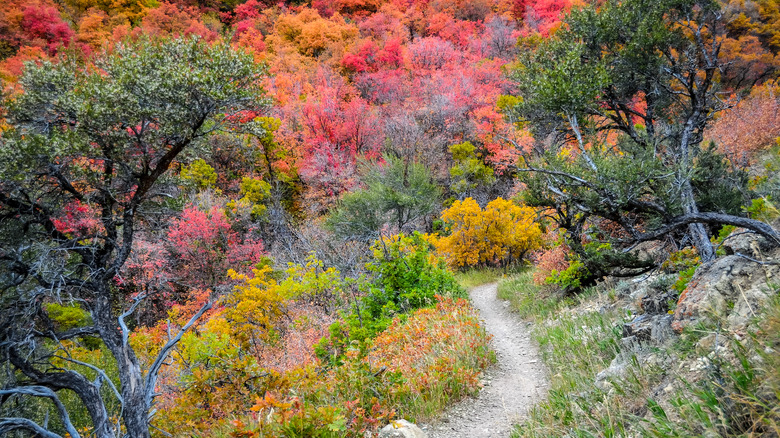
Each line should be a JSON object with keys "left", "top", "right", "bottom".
{"left": 498, "top": 272, "right": 780, "bottom": 437}
{"left": 453, "top": 266, "right": 533, "bottom": 290}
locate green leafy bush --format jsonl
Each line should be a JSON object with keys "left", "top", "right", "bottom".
{"left": 672, "top": 265, "right": 698, "bottom": 293}
{"left": 744, "top": 196, "right": 780, "bottom": 223}
{"left": 44, "top": 302, "right": 91, "bottom": 330}
{"left": 661, "top": 247, "right": 701, "bottom": 273}
{"left": 316, "top": 232, "right": 464, "bottom": 366}
{"left": 546, "top": 259, "right": 589, "bottom": 291}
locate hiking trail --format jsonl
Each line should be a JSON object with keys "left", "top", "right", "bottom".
{"left": 425, "top": 282, "right": 549, "bottom": 437}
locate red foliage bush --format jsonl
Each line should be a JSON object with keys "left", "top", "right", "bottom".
{"left": 706, "top": 82, "right": 780, "bottom": 165}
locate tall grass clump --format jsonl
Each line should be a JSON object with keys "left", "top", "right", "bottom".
{"left": 497, "top": 270, "right": 568, "bottom": 319}
{"left": 454, "top": 265, "right": 531, "bottom": 289}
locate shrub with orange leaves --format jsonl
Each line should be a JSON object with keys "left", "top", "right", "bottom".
{"left": 368, "top": 296, "right": 494, "bottom": 404}
{"left": 136, "top": 2, "right": 220, "bottom": 42}
{"left": 227, "top": 296, "right": 494, "bottom": 437}
{"left": 434, "top": 197, "right": 542, "bottom": 269}
{"left": 532, "top": 244, "right": 570, "bottom": 286}
{"left": 266, "top": 8, "right": 358, "bottom": 60}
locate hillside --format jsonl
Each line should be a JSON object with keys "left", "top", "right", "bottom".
{"left": 500, "top": 241, "right": 780, "bottom": 436}
{"left": 0, "top": 0, "right": 779, "bottom": 437}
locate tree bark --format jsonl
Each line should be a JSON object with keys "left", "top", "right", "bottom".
{"left": 681, "top": 180, "right": 716, "bottom": 262}
{"left": 631, "top": 211, "right": 780, "bottom": 248}
{"left": 93, "top": 291, "right": 150, "bottom": 438}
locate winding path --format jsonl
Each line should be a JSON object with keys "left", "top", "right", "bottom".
{"left": 425, "top": 282, "right": 549, "bottom": 437}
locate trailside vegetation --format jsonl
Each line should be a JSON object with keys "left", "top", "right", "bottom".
{"left": 0, "top": 0, "right": 778, "bottom": 435}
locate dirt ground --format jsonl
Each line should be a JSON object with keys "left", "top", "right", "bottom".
{"left": 424, "top": 282, "right": 549, "bottom": 438}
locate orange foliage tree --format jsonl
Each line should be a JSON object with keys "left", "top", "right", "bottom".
{"left": 137, "top": 2, "right": 220, "bottom": 41}
{"left": 266, "top": 8, "right": 358, "bottom": 60}
{"left": 706, "top": 81, "right": 780, "bottom": 165}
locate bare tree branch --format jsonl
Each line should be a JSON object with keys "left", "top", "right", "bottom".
{"left": 0, "top": 386, "right": 80, "bottom": 438}
{"left": 0, "top": 418, "right": 64, "bottom": 438}
{"left": 144, "top": 299, "right": 213, "bottom": 410}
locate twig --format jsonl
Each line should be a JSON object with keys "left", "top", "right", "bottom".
{"left": 736, "top": 283, "right": 757, "bottom": 319}
{"left": 734, "top": 252, "right": 779, "bottom": 266}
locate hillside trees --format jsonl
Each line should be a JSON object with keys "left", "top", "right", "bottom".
{"left": 328, "top": 155, "right": 440, "bottom": 242}
{"left": 0, "top": 0, "right": 74, "bottom": 58}
{"left": 0, "top": 37, "right": 267, "bottom": 437}
{"left": 509, "top": 0, "right": 780, "bottom": 274}
{"left": 706, "top": 81, "right": 780, "bottom": 165}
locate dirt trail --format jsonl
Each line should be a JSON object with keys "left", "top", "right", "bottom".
{"left": 425, "top": 283, "right": 548, "bottom": 437}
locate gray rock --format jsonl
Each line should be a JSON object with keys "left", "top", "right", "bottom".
{"left": 623, "top": 314, "right": 675, "bottom": 344}
{"left": 596, "top": 313, "right": 675, "bottom": 391}
{"left": 672, "top": 254, "right": 780, "bottom": 332}
{"left": 721, "top": 228, "right": 774, "bottom": 258}
{"left": 595, "top": 352, "right": 630, "bottom": 391}
{"left": 629, "top": 241, "right": 672, "bottom": 265}
{"left": 641, "top": 288, "right": 678, "bottom": 314}
{"left": 695, "top": 333, "right": 719, "bottom": 355}
{"left": 379, "top": 420, "right": 428, "bottom": 438}
{"left": 616, "top": 273, "right": 677, "bottom": 313}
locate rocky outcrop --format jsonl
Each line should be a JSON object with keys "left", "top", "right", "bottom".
{"left": 623, "top": 313, "right": 675, "bottom": 344}
{"left": 629, "top": 241, "right": 673, "bottom": 265}
{"left": 721, "top": 228, "right": 775, "bottom": 258}
{"left": 672, "top": 253, "right": 780, "bottom": 332}
{"left": 614, "top": 273, "right": 677, "bottom": 314}
{"left": 379, "top": 420, "right": 428, "bottom": 438}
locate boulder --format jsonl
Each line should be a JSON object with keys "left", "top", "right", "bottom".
{"left": 596, "top": 314, "right": 674, "bottom": 391}
{"left": 614, "top": 273, "right": 676, "bottom": 313}
{"left": 721, "top": 228, "right": 774, "bottom": 258}
{"left": 629, "top": 241, "right": 672, "bottom": 265}
{"left": 379, "top": 420, "right": 427, "bottom": 438}
{"left": 623, "top": 314, "right": 675, "bottom": 344}
{"left": 641, "top": 288, "right": 678, "bottom": 314}
{"left": 672, "top": 254, "right": 780, "bottom": 332}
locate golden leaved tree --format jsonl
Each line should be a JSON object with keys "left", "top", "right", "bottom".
{"left": 434, "top": 197, "right": 542, "bottom": 268}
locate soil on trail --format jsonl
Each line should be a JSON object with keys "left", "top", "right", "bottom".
{"left": 425, "top": 283, "right": 548, "bottom": 438}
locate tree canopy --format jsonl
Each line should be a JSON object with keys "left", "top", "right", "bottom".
{"left": 0, "top": 37, "right": 267, "bottom": 438}
{"left": 508, "top": 0, "right": 779, "bottom": 282}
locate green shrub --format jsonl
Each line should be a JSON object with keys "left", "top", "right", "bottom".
{"left": 316, "top": 233, "right": 464, "bottom": 366}
{"left": 546, "top": 259, "right": 589, "bottom": 291}
{"left": 672, "top": 265, "right": 698, "bottom": 293}
{"left": 661, "top": 247, "right": 700, "bottom": 273}
{"left": 744, "top": 196, "right": 780, "bottom": 223}
{"left": 44, "top": 302, "right": 91, "bottom": 330}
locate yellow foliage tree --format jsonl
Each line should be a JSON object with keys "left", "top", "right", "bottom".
{"left": 265, "top": 8, "right": 358, "bottom": 69}
{"left": 146, "top": 266, "right": 290, "bottom": 434}
{"left": 218, "top": 266, "right": 289, "bottom": 350}
{"left": 434, "top": 197, "right": 542, "bottom": 268}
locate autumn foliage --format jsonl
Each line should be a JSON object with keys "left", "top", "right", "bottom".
{"left": 3, "top": 0, "right": 779, "bottom": 436}
{"left": 226, "top": 296, "right": 493, "bottom": 437}
{"left": 434, "top": 197, "right": 542, "bottom": 268}
{"left": 124, "top": 238, "right": 479, "bottom": 436}
{"left": 706, "top": 81, "right": 780, "bottom": 165}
